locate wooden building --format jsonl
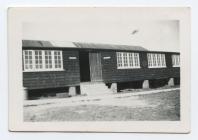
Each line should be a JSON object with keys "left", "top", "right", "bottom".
{"left": 22, "top": 40, "right": 180, "bottom": 99}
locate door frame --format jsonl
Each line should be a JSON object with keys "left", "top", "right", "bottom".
{"left": 89, "top": 52, "right": 103, "bottom": 82}
{"left": 79, "top": 51, "right": 91, "bottom": 82}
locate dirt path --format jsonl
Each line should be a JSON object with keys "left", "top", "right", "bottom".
{"left": 24, "top": 87, "right": 179, "bottom": 108}
{"left": 24, "top": 89, "right": 180, "bottom": 121}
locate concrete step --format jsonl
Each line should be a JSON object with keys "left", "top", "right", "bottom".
{"left": 80, "top": 82, "right": 112, "bottom": 95}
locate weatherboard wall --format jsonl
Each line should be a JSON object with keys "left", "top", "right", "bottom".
{"left": 23, "top": 47, "right": 180, "bottom": 90}
{"left": 101, "top": 51, "right": 180, "bottom": 83}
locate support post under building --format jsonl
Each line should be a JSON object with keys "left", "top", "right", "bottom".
{"left": 142, "top": 80, "right": 149, "bottom": 89}
{"left": 23, "top": 87, "right": 28, "bottom": 100}
{"left": 110, "top": 83, "right": 117, "bottom": 93}
{"left": 168, "top": 78, "right": 174, "bottom": 86}
{"left": 69, "top": 86, "right": 77, "bottom": 96}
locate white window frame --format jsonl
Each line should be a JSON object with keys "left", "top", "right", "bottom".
{"left": 44, "top": 50, "right": 53, "bottom": 69}
{"left": 34, "top": 50, "right": 43, "bottom": 70}
{"left": 23, "top": 50, "right": 34, "bottom": 71}
{"left": 147, "top": 53, "right": 166, "bottom": 68}
{"left": 116, "top": 52, "right": 140, "bottom": 69}
{"left": 54, "top": 51, "right": 63, "bottom": 69}
{"left": 23, "top": 50, "right": 64, "bottom": 72}
{"left": 172, "top": 54, "right": 180, "bottom": 67}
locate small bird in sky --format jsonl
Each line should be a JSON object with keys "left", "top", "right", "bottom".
{"left": 131, "top": 30, "right": 139, "bottom": 35}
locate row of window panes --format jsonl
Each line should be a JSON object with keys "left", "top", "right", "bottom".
{"left": 23, "top": 50, "right": 179, "bottom": 71}
{"left": 23, "top": 50, "right": 63, "bottom": 71}
{"left": 117, "top": 52, "right": 140, "bottom": 69}
{"left": 117, "top": 52, "right": 179, "bottom": 69}
{"left": 147, "top": 53, "right": 166, "bottom": 68}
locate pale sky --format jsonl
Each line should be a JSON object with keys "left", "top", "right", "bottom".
{"left": 23, "top": 20, "right": 179, "bottom": 52}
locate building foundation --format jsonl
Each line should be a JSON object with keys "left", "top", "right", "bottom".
{"left": 69, "top": 86, "right": 77, "bottom": 96}
{"left": 110, "top": 83, "right": 117, "bottom": 93}
{"left": 23, "top": 87, "right": 28, "bottom": 100}
{"left": 142, "top": 80, "right": 149, "bottom": 89}
{"left": 168, "top": 78, "right": 174, "bottom": 86}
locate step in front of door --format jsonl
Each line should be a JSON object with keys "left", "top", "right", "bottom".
{"left": 80, "top": 82, "right": 112, "bottom": 95}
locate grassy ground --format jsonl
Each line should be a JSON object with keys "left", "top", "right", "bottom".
{"left": 24, "top": 90, "right": 180, "bottom": 121}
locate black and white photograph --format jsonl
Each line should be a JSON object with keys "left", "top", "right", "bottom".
{"left": 8, "top": 7, "right": 190, "bottom": 132}
{"left": 22, "top": 21, "right": 180, "bottom": 122}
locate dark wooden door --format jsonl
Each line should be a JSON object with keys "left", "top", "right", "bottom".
{"left": 89, "top": 52, "right": 102, "bottom": 82}
{"left": 79, "top": 51, "right": 91, "bottom": 82}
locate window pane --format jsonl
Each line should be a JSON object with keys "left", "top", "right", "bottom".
{"left": 35, "top": 50, "right": 43, "bottom": 69}
{"left": 129, "top": 53, "right": 134, "bottom": 67}
{"left": 45, "top": 51, "right": 53, "bottom": 69}
{"left": 117, "top": 52, "right": 122, "bottom": 68}
{"left": 123, "top": 53, "right": 128, "bottom": 67}
{"left": 134, "top": 53, "right": 139, "bottom": 67}
{"left": 23, "top": 50, "right": 33, "bottom": 70}
{"left": 147, "top": 54, "right": 151, "bottom": 67}
{"left": 54, "top": 51, "right": 62, "bottom": 69}
{"left": 172, "top": 55, "right": 180, "bottom": 67}
{"left": 162, "top": 54, "right": 166, "bottom": 66}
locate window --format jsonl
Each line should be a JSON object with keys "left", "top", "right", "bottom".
{"left": 35, "top": 50, "right": 43, "bottom": 69}
{"left": 54, "top": 51, "right": 62, "bottom": 69}
{"left": 116, "top": 52, "right": 140, "bottom": 69}
{"left": 117, "top": 52, "right": 123, "bottom": 68}
{"left": 23, "top": 50, "right": 63, "bottom": 72}
{"left": 172, "top": 54, "right": 180, "bottom": 67}
{"left": 23, "top": 50, "right": 33, "bottom": 70}
{"left": 147, "top": 53, "right": 166, "bottom": 68}
{"left": 123, "top": 53, "right": 128, "bottom": 67}
{"left": 45, "top": 51, "right": 53, "bottom": 69}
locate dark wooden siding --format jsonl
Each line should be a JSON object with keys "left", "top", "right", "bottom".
{"left": 23, "top": 48, "right": 180, "bottom": 89}
{"left": 23, "top": 50, "right": 80, "bottom": 89}
{"left": 101, "top": 51, "right": 180, "bottom": 83}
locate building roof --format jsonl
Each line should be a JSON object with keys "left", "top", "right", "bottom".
{"left": 22, "top": 40, "right": 76, "bottom": 48}
{"left": 22, "top": 40, "right": 148, "bottom": 51}
{"left": 73, "top": 42, "right": 147, "bottom": 51}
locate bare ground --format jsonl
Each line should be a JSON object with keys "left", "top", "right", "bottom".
{"left": 24, "top": 90, "right": 180, "bottom": 121}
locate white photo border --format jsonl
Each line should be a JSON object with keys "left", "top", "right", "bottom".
{"left": 8, "top": 7, "right": 190, "bottom": 133}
